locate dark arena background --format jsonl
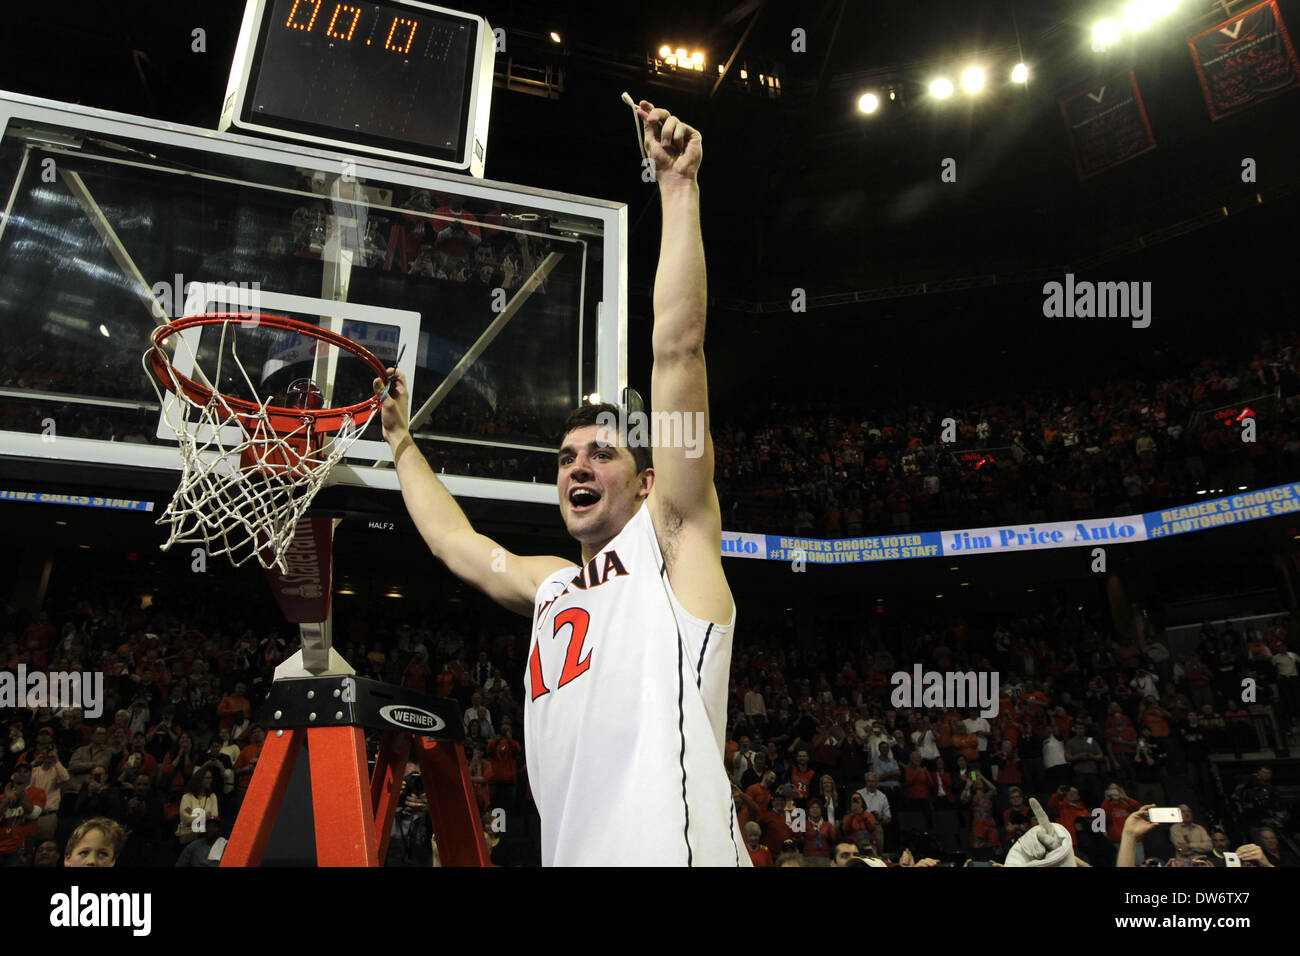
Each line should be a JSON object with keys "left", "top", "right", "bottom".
{"left": 2, "top": 0, "right": 1299, "bottom": 923}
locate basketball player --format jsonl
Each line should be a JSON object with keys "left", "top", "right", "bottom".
{"left": 374, "top": 101, "right": 745, "bottom": 866}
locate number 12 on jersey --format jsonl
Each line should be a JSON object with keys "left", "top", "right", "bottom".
{"left": 529, "top": 607, "right": 592, "bottom": 700}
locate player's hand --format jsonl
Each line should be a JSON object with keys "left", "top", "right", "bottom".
{"left": 636, "top": 100, "right": 702, "bottom": 185}
{"left": 373, "top": 368, "right": 410, "bottom": 443}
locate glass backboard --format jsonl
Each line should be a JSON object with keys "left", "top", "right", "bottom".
{"left": 0, "top": 91, "right": 625, "bottom": 507}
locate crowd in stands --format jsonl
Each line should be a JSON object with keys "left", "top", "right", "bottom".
{"left": 0, "top": 591, "right": 526, "bottom": 867}
{"left": 713, "top": 333, "right": 1300, "bottom": 538}
{"left": 3, "top": 571, "right": 1297, "bottom": 867}
{"left": 723, "top": 603, "right": 1299, "bottom": 867}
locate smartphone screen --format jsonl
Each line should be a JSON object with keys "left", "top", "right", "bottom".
{"left": 1147, "top": 807, "right": 1183, "bottom": 824}
{"left": 1224, "top": 851, "right": 1241, "bottom": 867}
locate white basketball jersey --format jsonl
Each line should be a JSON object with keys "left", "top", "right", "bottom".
{"left": 524, "top": 503, "right": 748, "bottom": 866}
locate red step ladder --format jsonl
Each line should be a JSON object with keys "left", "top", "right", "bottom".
{"left": 222, "top": 676, "right": 490, "bottom": 867}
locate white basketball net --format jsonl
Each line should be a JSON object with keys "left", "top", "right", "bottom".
{"left": 144, "top": 319, "right": 368, "bottom": 573}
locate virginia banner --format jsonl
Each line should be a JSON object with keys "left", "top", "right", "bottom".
{"left": 1059, "top": 69, "right": 1157, "bottom": 180}
{"left": 1188, "top": 0, "right": 1300, "bottom": 121}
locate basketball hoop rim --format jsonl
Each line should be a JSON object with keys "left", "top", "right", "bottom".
{"left": 145, "top": 311, "right": 390, "bottom": 434}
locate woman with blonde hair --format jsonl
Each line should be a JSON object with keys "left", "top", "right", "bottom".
{"left": 817, "top": 774, "right": 840, "bottom": 826}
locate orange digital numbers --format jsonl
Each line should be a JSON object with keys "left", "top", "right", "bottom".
{"left": 283, "top": 2, "right": 422, "bottom": 56}
{"left": 383, "top": 16, "right": 417, "bottom": 54}
{"left": 325, "top": 3, "right": 361, "bottom": 41}
{"left": 285, "top": 0, "right": 322, "bottom": 31}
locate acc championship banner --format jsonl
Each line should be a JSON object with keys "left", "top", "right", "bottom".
{"left": 1188, "top": 0, "right": 1300, "bottom": 121}
{"left": 0, "top": 490, "right": 154, "bottom": 511}
{"left": 1059, "top": 69, "right": 1157, "bottom": 180}
{"left": 721, "top": 481, "right": 1300, "bottom": 563}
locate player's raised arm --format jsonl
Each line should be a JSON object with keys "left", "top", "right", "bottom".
{"left": 636, "top": 100, "right": 731, "bottom": 624}
{"left": 639, "top": 101, "right": 715, "bottom": 516}
{"left": 376, "top": 370, "right": 569, "bottom": 616}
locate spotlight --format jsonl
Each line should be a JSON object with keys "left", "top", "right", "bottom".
{"left": 1122, "top": 1, "right": 1157, "bottom": 30}
{"left": 586, "top": 392, "right": 601, "bottom": 405}
{"left": 549, "top": 31, "right": 561, "bottom": 43}
{"left": 692, "top": 52, "right": 704, "bottom": 67}
{"left": 929, "top": 77, "right": 954, "bottom": 98}
{"left": 98, "top": 324, "right": 110, "bottom": 338}
{"left": 1011, "top": 63, "right": 1028, "bottom": 83}
{"left": 858, "top": 92, "right": 880, "bottom": 113}
{"left": 659, "top": 45, "right": 671, "bottom": 57}
{"left": 1092, "top": 19, "right": 1122, "bottom": 51}
{"left": 961, "top": 67, "right": 984, "bottom": 93}
{"left": 888, "top": 88, "right": 896, "bottom": 100}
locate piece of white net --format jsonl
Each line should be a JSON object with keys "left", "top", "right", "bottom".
{"left": 144, "top": 318, "right": 368, "bottom": 573}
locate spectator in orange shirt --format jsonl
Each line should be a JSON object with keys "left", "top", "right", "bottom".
{"left": 1101, "top": 783, "right": 1142, "bottom": 842}
{"left": 0, "top": 763, "right": 45, "bottom": 866}
{"left": 217, "top": 682, "right": 251, "bottom": 732}
{"left": 1139, "top": 698, "right": 1172, "bottom": 738}
{"left": 952, "top": 727, "right": 980, "bottom": 765}
{"left": 1019, "top": 678, "right": 1047, "bottom": 708}
{"left": 803, "top": 799, "right": 836, "bottom": 859}
{"left": 790, "top": 749, "right": 815, "bottom": 803}
{"left": 931, "top": 757, "right": 958, "bottom": 809}
{"left": 1105, "top": 703, "right": 1137, "bottom": 786}
{"left": 1002, "top": 787, "right": 1033, "bottom": 841}
{"left": 903, "top": 751, "right": 934, "bottom": 810}
{"left": 233, "top": 725, "right": 266, "bottom": 796}
{"left": 743, "top": 821, "right": 774, "bottom": 867}
{"left": 839, "top": 792, "right": 878, "bottom": 849}
{"left": 746, "top": 770, "right": 776, "bottom": 814}
{"left": 757, "top": 788, "right": 798, "bottom": 850}
{"left": 487, "top": 723, "right": 521, "bottom": 808}
{"left": 1048, "top": 785, "right": 1091, "bottom": 847}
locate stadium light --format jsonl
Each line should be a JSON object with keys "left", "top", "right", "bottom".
{"left": 1011, "top": 62, "right": 1028, "bottom": 83}
{"left": 659, "top": 45, "right": 671, "bottom": 57}
{"left": 1122, "top": 1, "right": 1159, "bottom": 30}
{"left": 549, "top": 31, "right": 561, "bottom": 43}
{"left": 929, "top": 77, "right": 954, "bottom": 99}
{"left": 858, "top": 92, "right": 880, "bottom": 113}
{"left": 1092, "top": 18, "right": 1122, "bottom": 51}
{"left": 961, "top": 67, "right": 985, "bottom": 93}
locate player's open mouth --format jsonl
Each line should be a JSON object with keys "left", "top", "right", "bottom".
{"left": 568, "top": 487, "right": 601, "bottom": 512}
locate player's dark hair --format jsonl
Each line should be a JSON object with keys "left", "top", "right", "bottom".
{"left": 559, "top": 403, "right": 652, "bottom": 474}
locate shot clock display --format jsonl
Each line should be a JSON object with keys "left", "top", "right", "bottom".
{"left": 221, "top": 0, "right": 495, "bottom": 174}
